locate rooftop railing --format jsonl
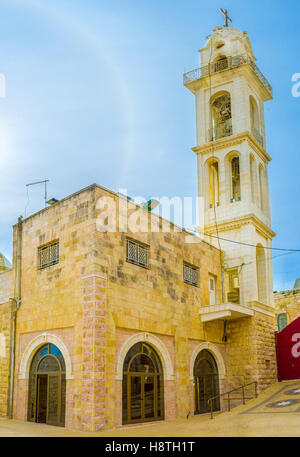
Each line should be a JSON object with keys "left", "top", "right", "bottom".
{"left": 183, "top": 55, "right": 273, "bottom": 98}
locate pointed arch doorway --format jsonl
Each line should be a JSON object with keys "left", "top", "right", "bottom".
{"left": 27, "top": 343, "right": 66, "bottom": 427}
{"left": 194, "top": 349, "right": 220, "bottom": 414}
{"left": 122, "top": 342, "right": 164, "bottom": 424}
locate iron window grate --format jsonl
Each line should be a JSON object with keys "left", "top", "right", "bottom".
{"left": 38, "top": 241, "right": 59, "bottom": 269}
{"left": 126, "top": 239, "right": 149, "bottom": 268}
{"left": 183, "top": 263, "right": 199, "bottom": 286}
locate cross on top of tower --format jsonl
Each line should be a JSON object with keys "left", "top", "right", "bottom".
{"left": 220, "top": 8, "right": 232, "bottom": 27}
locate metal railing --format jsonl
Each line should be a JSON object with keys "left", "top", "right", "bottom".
{"left": 183, "top": 55, "right": 273, "bottom": 98}
{"left": 207, "top": 381, "right": 258, "bottom": 419}
{"left": 251, "top": 127, "right": 264, "bottom": 147}
{"left": 249, "top": 60, "right": 273, "bottom": 98}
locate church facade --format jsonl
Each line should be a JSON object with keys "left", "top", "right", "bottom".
{"left": 0, "top": 24, "right": 279, "bottom": 432}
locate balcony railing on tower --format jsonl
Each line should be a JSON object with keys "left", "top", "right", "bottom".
{"left": 183, "top": 54, "right": 273, "bottom": 98}
{"left": 251, "top": 127, "right": 264, "bottom": 148}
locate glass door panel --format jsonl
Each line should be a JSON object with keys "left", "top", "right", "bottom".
{"left": 198, "top": 377, "right": 205, "bottom": 412}
{"left": 36, "top": 374, "right": 48, "bottom": 423}
{"left": 130, "top": 376, "right": 142, "bottom": 421}
{"left": 47, "top": 375, "right": 59, "bottom": 425}
{"left": 144, "top": 376, "right": 155, "bottom": 419}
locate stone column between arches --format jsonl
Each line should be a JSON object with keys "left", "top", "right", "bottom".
{"left": 81, "top": 274, "right": 107, "bottom": 432}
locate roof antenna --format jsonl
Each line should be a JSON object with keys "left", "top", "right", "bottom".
{"left": 25, "top": 179, "right": 49, "bottom": 217}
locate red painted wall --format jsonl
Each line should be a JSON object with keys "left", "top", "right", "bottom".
{"left": 275, "top": 316, "right": 300, "bottom": 381}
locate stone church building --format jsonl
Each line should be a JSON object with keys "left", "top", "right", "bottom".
{"left": 0, "top": 24, "right": 279, "bottom": 432}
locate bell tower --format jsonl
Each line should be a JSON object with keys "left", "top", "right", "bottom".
{"left": 184, "top": 25, "right": 276, "bottom": 309}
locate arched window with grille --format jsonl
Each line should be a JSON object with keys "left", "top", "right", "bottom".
{"left": 213, "top": 55, "right": 229, "bottom": 73}
{"left": 259, "top": 164, "right": 265, "bottom": 210}
{"left": 250, "top": 95, "right": 263, "bottom": 147}
{"left": 206, "top": 159, "right": 220, "bottom": 208}
{"left": 250, "top": 154, "right": 256, "bottom": 203}
{"left": 231, "top": 156, "right": 241, "bottom": 202}
{"left": 210, "top": 92, "right": 232, "bottom": 141}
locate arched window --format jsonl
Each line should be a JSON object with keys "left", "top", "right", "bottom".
{"left": 249, "top": 154, "right": 256, "bottom": 203}
{"left": 208, "top": 160, "right": 220, "bottom": 207}
{"left": 256, "top": 244, "right": 267, "bottom": 303}
{"left": 210, "top": 92, "right": 232, "bottom": 141}
{"left": 213, "top": 55, "right": 229, "bottom": 73}
{"left": 250, "top": 96, "right": 259, "bottom": 130}
{"left": 231, "top": 156, "right": 241, "bottom": 202}
{"left": 28, "top": 343, "right": 66, "bottom": 427}
{"left": 259, "top": 164, "right": 265, "bottom": 210}
{"left": 122, "top": 342, "right": 164, "bottom": 424}
{"left": 250, "top": 96, "right": 263, "bottom": 146}
{"left": 277, "top": 313, "right": 288, "bottom": 332}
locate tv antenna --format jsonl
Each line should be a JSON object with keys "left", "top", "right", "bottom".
{"left": 25, "top": 179, "right": 49, "bottom": 217}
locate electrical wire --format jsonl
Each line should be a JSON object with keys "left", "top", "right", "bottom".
{"left": 197, "top": 231, "right": 300, "bottom": 252}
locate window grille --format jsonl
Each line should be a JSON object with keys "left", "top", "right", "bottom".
{"left": 183, "top": 263, "right": 199, "bottom": 286}
{"left": 126, "top": 239, "right": 149, "bottom": 268}
{"left": 38, "top": 241, "right": 59, "bottom": 269}
{"left": 231, "top": 156, "right": 241, "bottom": 201}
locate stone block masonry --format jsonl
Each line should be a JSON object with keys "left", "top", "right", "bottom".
{"left": 81, "top": 274, "right": 107, "bottom": 432}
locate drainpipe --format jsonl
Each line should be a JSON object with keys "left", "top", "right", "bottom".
{"left": 8, "top": 216, "right": 22, "bottom": 419}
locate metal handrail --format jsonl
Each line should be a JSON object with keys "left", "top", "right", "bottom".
{"left": 207, "top": 381, "right": 258, "bottom": 419}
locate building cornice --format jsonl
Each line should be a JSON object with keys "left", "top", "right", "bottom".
{"left": 192, "top": 131, "right": 272, "bottom": 164}
{"left": 204, "top": 213, "right": 276, "bottom": 240}
{"left": 248, "top": 300, "right": 275, "bottom": 317}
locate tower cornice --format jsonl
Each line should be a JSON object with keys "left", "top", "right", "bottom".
{"left": 204, "top": 213, "right": 276, "bottom": 240}
{"left": 192, "top": 131, "right": 272, "bottom": 163}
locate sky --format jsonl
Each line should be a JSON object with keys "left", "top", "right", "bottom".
{"left": 0, "top": 0, "right": 299, "bottom": 291}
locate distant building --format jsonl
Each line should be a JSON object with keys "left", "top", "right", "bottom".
{"left": 274, "top": 279, "right": 300, "bottom": 332}
{"left": 0, "top": 253, "right": 12, "bottom": 272}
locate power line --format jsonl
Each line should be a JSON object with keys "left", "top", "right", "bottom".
{"left": 199, "top": 231, "right": 300, "bottom": 252}
{"left": 234, "top": 251, "right": 297, "bottom": 271}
